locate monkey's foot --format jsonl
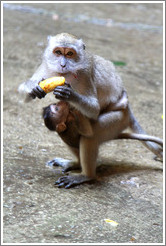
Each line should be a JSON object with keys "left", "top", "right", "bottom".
{"left": 54, "top": 175, "right": 95, "bottom": 188}
{"left": 46, "top": 157, "right": 80, "bottom": 172}
{"left": 153, "top": 149, "right": 163, "bottom": 162}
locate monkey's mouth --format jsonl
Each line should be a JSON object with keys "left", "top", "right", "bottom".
{"left": 58, "top": 66, "right": 68, "bottom": 74}
{"left": 58, "top": 72, "right": 68, "bottom": 76}
{"left": 57, "top": 72, "right": 78, "bottom": 80}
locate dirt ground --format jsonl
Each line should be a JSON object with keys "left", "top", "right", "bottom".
{"left": 3, "top": 2, "right": 164, "bottom": 244}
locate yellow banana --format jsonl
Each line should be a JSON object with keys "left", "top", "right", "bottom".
{"left": 39, "top": 76, "right": 65, "bottom": 93}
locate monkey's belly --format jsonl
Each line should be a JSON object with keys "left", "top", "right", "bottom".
{"left": 59, "top": 128, "right": 80, "bottom": 148}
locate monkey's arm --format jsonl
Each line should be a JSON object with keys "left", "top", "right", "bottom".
{"left": 18, "top": 61, "right": 50, "bottom": 100}
{"left": 53, "top": 85, "right": 100, "bottom": 120}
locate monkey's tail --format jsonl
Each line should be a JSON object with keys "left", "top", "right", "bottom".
{"left": 117, "top": 132, "right": 163, "bottom": 146}
{"left": 128, "top": 104, "right": 163, "bottom": 160}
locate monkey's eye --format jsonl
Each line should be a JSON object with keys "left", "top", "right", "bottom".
{"left": 66, "top": 51, "right": 73, "bottom": 57}
{"left": 55, "top": 107, "right": 58, "bottom": 111}
{"left": 54, "top": 50, "right": 62, "bottom": 55}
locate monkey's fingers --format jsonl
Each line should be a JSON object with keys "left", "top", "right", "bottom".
{"left": 53, "top": 86, "right": 71, "bottom": 100}
{"left": 64, "top": 82, "right": 71, "bottom": 88}
{"left": 30, "top": 85, "right": 46, "bottom": 99}
{"left": 28, "top": 92, "right": 36, "bottom": 99}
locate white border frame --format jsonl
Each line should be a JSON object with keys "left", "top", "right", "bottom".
{"left": 1, "top": 1, "right": 165, "bottom": 245}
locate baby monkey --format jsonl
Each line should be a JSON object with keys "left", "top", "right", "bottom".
{"left": 43, "top": 101, "right": 93, "bottom": 149}
{"left": 43, "top": 101, "right": 93, "bottom": 176}
{"left": 43, "top": 99, "right": 163, "bottom": 188}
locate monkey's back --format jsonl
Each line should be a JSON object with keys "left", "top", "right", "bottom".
{"left": 93, "top": 55, "right": 124, "bottom": 110}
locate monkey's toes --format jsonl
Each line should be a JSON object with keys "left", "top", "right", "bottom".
{"left": 54, "top": 175, "right": 95, "bottom": 188}
{"left": 54, "top": 176, "right": 73, "bottom": 188}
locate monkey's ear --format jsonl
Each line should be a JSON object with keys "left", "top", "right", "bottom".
{"left": 77, "top": 39, "right": 86, "bottom": 50}
{"left": 56, "top": 123, "right": 67, "bottom": 133}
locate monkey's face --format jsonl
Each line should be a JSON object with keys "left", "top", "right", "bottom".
{"left": 44, "top": 34, "right": 86, "bottom": 74}
{"left": 43, "top": 102, "right": 69, "bottom": 131}
{"left": 52, "top": 47, "right": 77, "bottom": 74}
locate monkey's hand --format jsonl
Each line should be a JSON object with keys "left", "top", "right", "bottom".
{"left": 29, "top": 85, "right": 46, "bottom": 99}
{"left": 53, "top": 83, "right": 100, "bottom": 120}
{"left": 53, "top": 84, "right": 78, "bottom": 102}
{"left": 54, "top": 175, "right": 95, "bottom": 188}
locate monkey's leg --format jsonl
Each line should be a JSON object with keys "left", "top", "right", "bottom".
{"left": 65, "top": 146, "right": 81, "bottom": 171}
{"left": 73, "top": 111, "right": 128, "bottom": 185}
{"left": 55, "top": 137, "right": 98, "bottom": 188}
{"left": 55, "top": 111, "right": 128, "bottom": 188}
{"left": 98, "top": 109, "right": 129, "bottom": 129}
{"left": 79, "top": 136, "right": 99, "bottom": 178}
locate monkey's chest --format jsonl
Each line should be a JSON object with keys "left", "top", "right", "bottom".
{"left": 58, "top": 73, "right": 77, "bottom": 84}
{"left": 61, "top": 73, "right": 86, "bottom": 94}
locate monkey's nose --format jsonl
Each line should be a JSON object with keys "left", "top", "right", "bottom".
{"left": 60, "top": 57, "right": 67, "bottom": 68}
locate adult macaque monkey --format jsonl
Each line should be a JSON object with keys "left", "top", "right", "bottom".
{"left": 18, "top": 33, "right": 163, "bottom": 188}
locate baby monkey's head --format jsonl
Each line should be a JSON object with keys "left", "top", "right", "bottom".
{"left": 43, "top": 101, "right": 70, "bottom": 133}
